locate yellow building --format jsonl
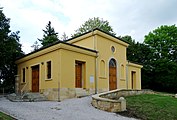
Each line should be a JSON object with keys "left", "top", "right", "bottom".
{"left": 16, "top": 29, "right": 143, "bottom": 101}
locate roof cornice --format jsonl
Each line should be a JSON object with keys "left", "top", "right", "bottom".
{"left": 67, "top": 29, "right": 129, "bottom": 47}
{"left": 16, "top": 42, "right": 97, "bottom": 64}
{"left": 127, "top": 61, "right": 143, "bottom": 68}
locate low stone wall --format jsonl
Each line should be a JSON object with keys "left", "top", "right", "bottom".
{"left": 91, "top": 89, "right": 154, "bottom": 113}
{"left": 101, "top": 89, "right": 154, "bottom": 99}
{"left": 92, "top": 95, "right": 126, "bottom": 112}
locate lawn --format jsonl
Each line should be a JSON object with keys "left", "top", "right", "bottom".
{"left": 118, "top": 94, "right": 177, "bottom": 120}
{"left": 0, "top": 111, "right": 16, "bottom": 120}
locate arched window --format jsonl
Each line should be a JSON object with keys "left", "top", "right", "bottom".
{"left": 109, "top": 58, "right": 116, "bottom": 67}
{"left": 121, "top": 64, "right": 124, "bottom": 78}
{"left": 100, "top": 60, "right": 105, "bottom": 77}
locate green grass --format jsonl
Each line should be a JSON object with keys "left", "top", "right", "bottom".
{"left": 0, "top": 112, "right": 16, "bottom": 120}
{"left": 119, "top": 94, "right": 177, "bottom": 120}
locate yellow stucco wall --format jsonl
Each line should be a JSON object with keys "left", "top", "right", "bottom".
{"left": 70, "top": 30, "right": 142, "bottom": 92}
{"left": 17, "top": 50, "right": 60, "bottom": 92}
{"left": 16, "top": 42, "right": 97, "bottom": 100}
{"left": 59, "top": 49, "right": 96, "bottom": 89}
{"left": 70, "top": 36, "right": 95, "bottom": 50}
{"left": 127, "top": 62, "right": 142, "bottom": 90}
{"left": 96, "top": 35, "right": 128, "bottom": 91}
{"left": 16, "top": 29, "right": 142, "bottom": 100}
{"left": 71, "top": 30, "right": 129, "bottom": 92}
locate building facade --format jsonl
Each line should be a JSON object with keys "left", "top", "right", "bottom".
{"left": 16, "top": 29, "right": 143, "bottom": 101}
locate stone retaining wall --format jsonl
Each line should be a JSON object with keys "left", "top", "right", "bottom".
{"left": 91, "top": 89, "right": 154, "bottom": 113}
{"left": 40, "top": 88, "right": 96, "bottom": 101}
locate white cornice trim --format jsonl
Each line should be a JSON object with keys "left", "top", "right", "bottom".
{"left": 126, "top": 61, "right": 143, "bottom": 68}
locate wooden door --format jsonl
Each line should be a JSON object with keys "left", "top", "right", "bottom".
{"left": 131, "top": 71, "right": 136, "bottom": 89}
{"left": 32, "top": 65, "right": 39, "bottom": 92}
{"left": 109, "top": 58, "right": 117, "bottom": 90}
{"left": 75, "top": 63, "right": 82, "bottom": 88}
{"left": 109, "top": 66, "right": 117, "bottom": 90}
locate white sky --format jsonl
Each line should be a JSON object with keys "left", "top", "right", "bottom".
{"left": 1, "top": 0, "right": 177, "bottom": 54}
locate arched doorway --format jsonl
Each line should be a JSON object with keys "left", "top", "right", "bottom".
{"left": 109, "top": 58, "right": 117, "bottom": 90}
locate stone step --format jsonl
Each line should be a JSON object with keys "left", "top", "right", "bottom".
{"left": 7, "top": 93, "right": 23, "bottom": 102}
{"left": 75, "top": 88, "right": 89, "bottom": 98}
{"left": 22, "top": 93, "right": 48, "bottom": 102}
{"left": 7, "top": 93, "right": 48, "bottom": 102}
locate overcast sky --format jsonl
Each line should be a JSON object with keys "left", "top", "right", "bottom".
{"left": 1, "top": 0, "right": 177, "bottom": 54}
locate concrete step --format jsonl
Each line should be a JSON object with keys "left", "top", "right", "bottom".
{"left": 7, "top": 93, "right": 23, "bottom": 102}
{"left": 22, "top": 93, "right": 48, "bottom": 102}
{"left": 7, "top": 93, "right": 48, "bottom": 102}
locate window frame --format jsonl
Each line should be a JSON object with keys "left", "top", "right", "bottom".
{"left": 22, "top": 68, "right": 26, "bottom": 83}
{"left": 46, "top": 60, "right": 52, "bottom": 80}
{"left": 109, "top": 59, "right": 116, "bottom": 67}
{"left": 111, "top": 46, "right": 115, "bottom": 53}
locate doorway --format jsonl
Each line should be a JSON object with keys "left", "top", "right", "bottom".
{"left": 75, "top": 61, "right": 83, "bottom": 88}
{"left": 32, "top": 65, "right": 39, "bottom": 92}
{"left": 131, "top": 71, "right": 136, "bottom": 89}
{"left": 109, "top": 58, "right": 117, "bottom": 90}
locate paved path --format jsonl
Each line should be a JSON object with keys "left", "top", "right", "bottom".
{"left": 0, "top": 96, "right": 135, "bottom": 120}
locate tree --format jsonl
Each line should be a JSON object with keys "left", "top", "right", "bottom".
{"left": 0, "top": 8, "right": 23, "bottom": 93}
{"left": 31, "top": 41, "right": 40, "bottom": 51}
{"left": 144, "top": 25, "right": 177, "bottom": 93}
{"left": 72, "top": 17, "right": 116, "bottom": 37}
{"left": 60, "top": 32, "right": 68, "bottom": 41}
{"left": 120, "top": 25, "right": 177, "bottom": 93}
{"left": 38, "top": 21, "right": 58, "bottom": 47}
{"left": 119, "top": 35, "right": 135, "bottom": 44}
{"left": 144, "top": 25, "right": 177, "bottom": 62}
{"left": 120, "top": 35, "right": 152, "bottom": 64}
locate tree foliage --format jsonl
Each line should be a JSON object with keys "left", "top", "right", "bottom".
{"left": 121, "top": 36, "right": 152, "bottom": 65}
{"left": 0, "top": 8, "right": 23, "bottom": 92}
{"left": 144, "top": 25, "right": 177, "bottom": 93}
{"left": 38, "top": 21, "right": 58, "bottom": 47}
{"left": 31, "top": 41, "right": 40, "bottom": 51}
{"left": 144, "top": 25, "right": 177, "bottom": 62}
{"left": 122, "top": 25, "right": 177, "bottom": 93}
{"left": 72, "top": 17, "right": 116, "bottom": 37}
{"left": 60, "top": 32, "right": 68, "bottom": 41}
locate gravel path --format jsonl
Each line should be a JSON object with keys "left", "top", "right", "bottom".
{"left": 0, "top": 96, "right": 136, "bottom": 120}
